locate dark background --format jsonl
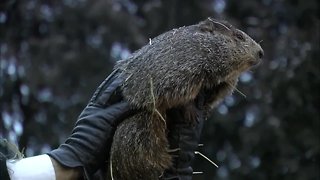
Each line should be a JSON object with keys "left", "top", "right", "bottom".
{"left": 0, "top": 0, "right": 319, "bottom": 179}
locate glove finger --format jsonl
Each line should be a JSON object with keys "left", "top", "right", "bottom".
{"left": 95, "top": 76, "right": 125, "bottom": 106}
{"left": 79, "top": 101, "right": 135, "bottom": 127}
{"left": 102, "top": 101, "right": 136, "bottom": 126}
{"left": 89, "top": 69, "right": 124, "bottom": 106}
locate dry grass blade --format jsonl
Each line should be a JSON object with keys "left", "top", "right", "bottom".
{"left": 149, "top": 77, "right": 166, "bottom": 126}
{"left": 167, "top": 148, "right": 181, "bottom": 153}
{"left": 234, "top": 87, "right": 247, "bottom": 98}
{"left": 207, "top": 17, "right": 231, "bottom": 31}
{"left": 0, "top": 139, "right": 24, "bottom": 159}
{"left": 227, "top": 82, "right": 247, "bottom": 98}
{"left": 155, "top": 109, "right": 166, "bottom": 125}
{"left": 195, "top": 151, "right": 219, "bottom": 168}
{"left": 110, "top": 157, "right": 114, "bottom": 180}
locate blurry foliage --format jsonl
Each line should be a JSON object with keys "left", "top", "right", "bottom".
{"left": 0, "top": 0, "right": 319, "bottom": 179}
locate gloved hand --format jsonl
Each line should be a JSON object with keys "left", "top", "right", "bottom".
{"left": 161, "top": 93, "right": 206, "bottom": 180}
{"left": 47, "top": 70, "right": 137, "bottom": 179}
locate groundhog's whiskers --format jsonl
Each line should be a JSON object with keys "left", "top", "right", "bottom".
{"left": 258, "top": 40, "right": 264, "bottom": 44}
{"left": 150, "top": 78, "right": 167, "bottom": 126}
{"left": 195, "top": 151, "right": 219, "bottom": 168}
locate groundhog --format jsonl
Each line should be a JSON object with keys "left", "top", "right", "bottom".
{"left": 108, "top": 18, "right": 263, "bottom": 180}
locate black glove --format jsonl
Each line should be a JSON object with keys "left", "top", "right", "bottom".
{"left": 47, "top": 70, "right": 137, "bottom": 179}
{"left": 161, "top": 96, "right": 206, "bottom": 180}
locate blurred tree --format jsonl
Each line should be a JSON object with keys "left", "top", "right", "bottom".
{"left": 0, "top": 0, "right": 319, "bottom": 179}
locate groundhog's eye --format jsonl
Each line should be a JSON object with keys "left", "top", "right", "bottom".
{"left": 234, "top": 31, "right": 245, "bottom": 41}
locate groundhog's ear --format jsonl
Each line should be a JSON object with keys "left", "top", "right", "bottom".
{"left": 198, "top": 19, "right": 215, "bottom": 33}
{"left": 199, "top": 17, "right": 231, "bottom": 34}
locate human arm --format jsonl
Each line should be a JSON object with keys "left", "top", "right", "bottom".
{"left": 1, "top": 70, "right": 137, "bottom": 180}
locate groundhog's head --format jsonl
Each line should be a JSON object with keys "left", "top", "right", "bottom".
{"left": 181, "top": 18, "right": 264, "bottom": 110}
{"left": 191, "top": 18, "right": 264, "bottom": 84}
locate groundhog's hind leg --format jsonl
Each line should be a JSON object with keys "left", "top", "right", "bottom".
{"left": 109, "top": 111, "right": 171, "bottom": 180}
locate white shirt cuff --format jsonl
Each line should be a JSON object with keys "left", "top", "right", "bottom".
{"left": 6, "top": 154, "right": 56, "bottom": 180}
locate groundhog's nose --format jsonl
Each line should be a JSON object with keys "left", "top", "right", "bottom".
{"left": 250, "top": 47, "right": 263, "bottom": 66}
{"left": 258, "top": 49, "right": 264, "bottom": 60}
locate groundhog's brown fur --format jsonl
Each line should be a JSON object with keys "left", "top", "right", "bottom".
{"left": 109, "top": 18, "right": 263, "bottom": 180}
